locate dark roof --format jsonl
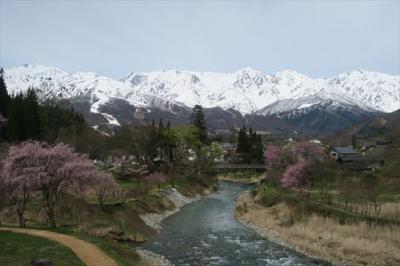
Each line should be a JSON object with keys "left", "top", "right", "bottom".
{"left": 338, "top": 156, "right": 384, "bottom": 162}
{"left": 333, "top": 147, "right": 358, "bottom": 154}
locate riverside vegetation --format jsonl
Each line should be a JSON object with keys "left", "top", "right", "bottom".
{"left": 0, "top": 69, "right": 220, "bottom": 265}
{"left": 236, "top": 141, "right": 400, "bottom": 266}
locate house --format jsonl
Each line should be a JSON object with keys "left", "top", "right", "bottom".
{"left": 330, "top": 146, "right": 358, "bottom": 160}
{"left": 331, "top": 146, "right": 384, "bottom": 171}
{"left": 337, "top": 156, "right": 384, "bottom": 171}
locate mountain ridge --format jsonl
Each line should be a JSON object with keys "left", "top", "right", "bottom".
{"left": 3, "top": 64, "right": 399, "bottom": 134}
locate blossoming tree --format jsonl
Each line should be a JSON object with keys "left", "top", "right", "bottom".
{"left": 1, "top": 141, "right": 112, "bottom": 227}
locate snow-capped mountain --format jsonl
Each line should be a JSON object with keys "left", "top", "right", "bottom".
{"left": 123, "top": 68, "right": 399, "bottom": 114}
{"left": 3, "top": 64, "right": 399, "bottom": 134}
{"left": 4, "top": 64, "right": 184, "bottom": 127}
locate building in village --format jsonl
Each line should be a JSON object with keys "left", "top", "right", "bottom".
{"left": 331, "top": 146, "right": 384, "bottom": 171}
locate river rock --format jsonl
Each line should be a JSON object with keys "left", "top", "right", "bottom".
{"left": 30, "top": 259, "right": 53, "bottom": 266}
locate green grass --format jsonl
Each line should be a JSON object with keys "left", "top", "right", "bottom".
{"left": 0, "top": 230, "right": 84, "bottom": 266}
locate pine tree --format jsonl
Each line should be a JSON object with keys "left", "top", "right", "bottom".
{"left": 7, "top": 93, "right": 26, "bottom": 141}
{"left": 352, "top": 134, "right": 357, "bottom": 149}
{"left": 228, "top": 125, "right": 237, "bottom": 144}
{"left": 0, "top": 68, "right": 10, "bottom": 117}
{"left": 236, "top": 126, "right": 248, "bottom": 153}
{"left": 158, "top": 119, "right": 164, "bottom": 130}
{"left": 191, "top": 105, "right": 208, "bottom": 144}
{"left": 252, "top": 134, "right": 264, "bottom": 164}
{"left": 24, "top": 88, "right": 41, "bottom": 140}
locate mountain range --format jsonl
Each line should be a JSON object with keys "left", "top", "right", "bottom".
{"left": 3, "top": 64, "right": 400, "bottom": 135}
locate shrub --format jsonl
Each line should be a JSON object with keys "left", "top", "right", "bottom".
{"left": 257, "top": 187, "right": 283, "bottom": 207}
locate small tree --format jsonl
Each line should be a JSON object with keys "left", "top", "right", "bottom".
{"left": 95, "top": 172, "right": 118, "bottom": 211}
{"left": 142, "top": 172, "right": 167, "bottom": 192}
{"left": 312, "top": 167, "right": 337, "bottom": 203}
{"left": 359, "top": 174, "right": 383, "bottom": 219}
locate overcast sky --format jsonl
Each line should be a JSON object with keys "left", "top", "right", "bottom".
{"left": 1, "top": 0, "right": 399, "bottom": 78}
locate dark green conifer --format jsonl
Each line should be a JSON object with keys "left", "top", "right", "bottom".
{"left": 190, "top": 105, "right": 208, "bottom": 144}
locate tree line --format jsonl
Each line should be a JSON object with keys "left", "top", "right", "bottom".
{"left": 0, "top": 68, "right": 86, "bottom": 144}
{"left": 236, "top": 126, "right": 264, "bottom": 164}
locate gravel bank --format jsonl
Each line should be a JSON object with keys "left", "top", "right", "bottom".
{"left": 136, "top": 249, "right": 172, "bottom": 266}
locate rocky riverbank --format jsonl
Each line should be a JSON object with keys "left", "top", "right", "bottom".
{"left": 136, "top": 249, "right": 173, "bottom": 266}
{"left": 235, "top": 191, "right": 400, "bottom": 266}
{"left": 139, "top": 188, "right": 202, "bottom": 231}
{"left": 137, "top": 187, "right": 212, "bottom": 265}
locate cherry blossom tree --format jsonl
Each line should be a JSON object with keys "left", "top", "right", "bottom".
{"left": 281, "top": 160, "right": 308, "bottom": 188}
{"left": 264, "top": 145, "right": 283, "bottom": 165}
{"left": 294, "top": 141, "right": 325, "bottom": 164}
{"left": 2, "top": 141, "right": 103, "bottom": 227}
{"left": 1, "top": 142, "right": 41, "bottom": 227}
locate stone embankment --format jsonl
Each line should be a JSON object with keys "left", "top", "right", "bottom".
{"left": 139, "top": 188, "right": 201, "bottom": 231}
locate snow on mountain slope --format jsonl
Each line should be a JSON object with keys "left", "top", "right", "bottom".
{"left": 255, "top": 90, "right": 377, "bottom": 116}
{"left": 123, "top": 68, "right": 399, "bottom": 114}
{"left": 4, "top": 65, "right": 400, "bottom": 129}
{"left": 327, "top": 70, "right": 400, "bottom": 113}
{"left": 5, "top": 64, "right": 148, "bottom": 107}
{"left": 4, "top": 64, "right": 185, "bottom": 125}
{"left": 122, "top": 68, "right": 326, "bottom": 114}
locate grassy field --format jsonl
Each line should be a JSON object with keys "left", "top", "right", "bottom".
{"left": 0, "top": 230, "right": 84, "bottom": 266}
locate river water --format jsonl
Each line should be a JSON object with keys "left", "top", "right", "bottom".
{"left": 140, "top": 181, "right": 331, "bottom": 266}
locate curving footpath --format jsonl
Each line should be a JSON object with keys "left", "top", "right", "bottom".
{"left": 0, "top": 227, "right": 118, "bottom": 266}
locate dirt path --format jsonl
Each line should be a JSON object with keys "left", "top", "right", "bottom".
{"left": 0, "top": 227, "right": 118, "bottom": 266}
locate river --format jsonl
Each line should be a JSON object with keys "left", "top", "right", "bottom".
{"left": 140, "top": 181, "right": 331, "bottom": 265}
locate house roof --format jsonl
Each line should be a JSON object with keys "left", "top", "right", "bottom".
{"left": 333, "top": 146, "right": 358, "bottom": 154}
{"left": 338, "top": 155, "right": 384, "bottom": 162}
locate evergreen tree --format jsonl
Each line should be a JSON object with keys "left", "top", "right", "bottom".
{"left": 236, "top": 126, "right": 251, "bottom": 163}
{"left": 23, "top": 88, "right": 41, "bottom": 140}
{"left": 0, "top": 68, "right": 10, "bottom": 117}
{"left": 228, "top": 125, "right": 237, "bottom": 144}
{"left": 352, "top": 134, "right": 357, "bottom": 149}
{"left": 252, "top": 134, "right": 264, "bottom": 164}
{"left": 158, "top": 119, "right": 164, "bottom": 130}
{"left": 191, "top": 105, "right": 208, "bottom": 144}
{"left": 7, "top": 93, "right": 26, "bottom": 141}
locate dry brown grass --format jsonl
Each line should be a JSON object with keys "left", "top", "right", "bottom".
{"left": 217, "top": 173, "right": 265, "bottom": 184}
{"left": 339, "top": 202, "right": 400, "bottom": 221}
{"left": 236, "top": 192, "right": 400, "bottom": 266}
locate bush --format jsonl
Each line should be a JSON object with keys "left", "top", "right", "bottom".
{"left": 236, "top": 202, "right": 248, "bottom": 215}
{"left": 257, "top": 187, "right": 283, "bottom": 207}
